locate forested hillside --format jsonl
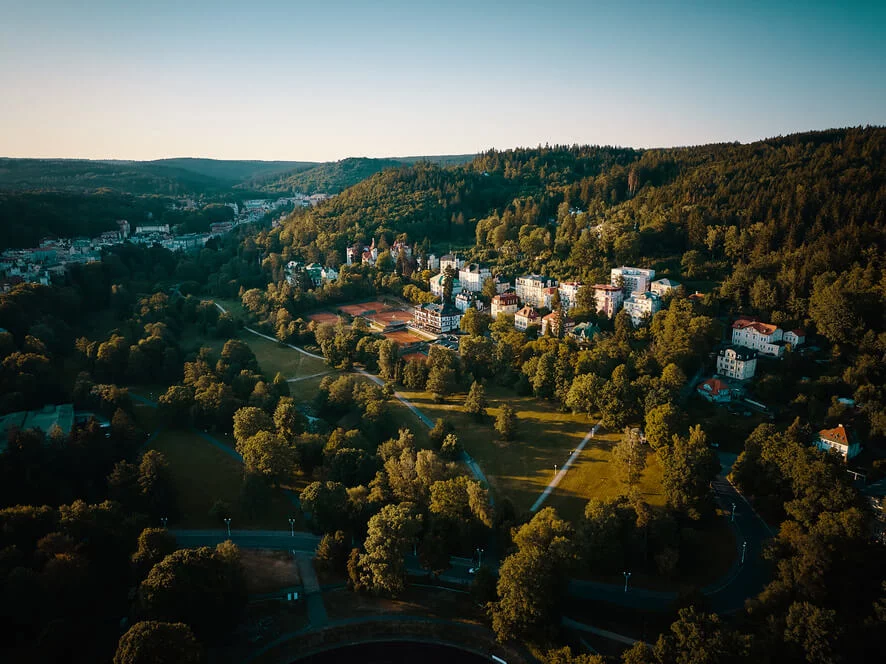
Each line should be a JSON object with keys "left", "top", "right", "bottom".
{"left": 247, "top": 157, "right": 415, "bottom": 195}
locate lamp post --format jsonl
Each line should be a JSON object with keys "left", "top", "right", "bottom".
{"left": 160, "top": 517, "right": 168, "bottom": 528}
{"left": 288, "top": 518, "right": 295, "bottom": 537}
{"left": 476, "top": 547, "right": 484, "bottom": 568}
{"left": 623, "top": 571, "right": 632, "bottom": 593}
{"left": 731, "top": 503, "right": 736, "bottom": 523}
{"left": 554, "top": 464, "right": 558, "bottom": 476}
{"left": 741, "top": 540, "right": 747, "bottom": 565}
{"left": 224, "top": 517, "right": 232, "bottom": 538}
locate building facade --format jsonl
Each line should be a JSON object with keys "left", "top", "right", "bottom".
{"left": 439, "top": 254, "right": 464, "bottom": 272}
{"left": 430, "top": 273, "right": 462, "bottom": 298}
{"left": 611, "top": 266, "right": 656, "bottom": 294}
{"left": 412, "top": 302, "right": 462, "bottom": 334}
{"left": 731, "top": 319, "right": 785, "bottom": 357}
{"left": 623, "top": 291, "right": 661, "bottom": 326}
{"left": 815, "top": 424, "right": 862, "bottom": 461}
{"left": 458, "top": 263, "right": 492, "bottom": 292}
{"left": 650, "top": 278, "right": 680, "bottom": 297}
{"left": 515, "top": 275, "right": 557, "bottom": 308}
{"left": 593, "top": 284, "right": 623, "bottom": 319}
{"left": 541, "top": 311, "right": 574, "bottom": 337}
{"left": 514, "top": 305, "right": 539, "bottom": 331}
{"left": 717, "top": 346, "right": 757, "bottom": 380}
{"left": 696, "top": 378, "right": 733, "bottom": 403}
{"left": 491, "top": 292, "right": 520, "bottom": 318}
{"left": 558, "top": 281, "right": 583, "bottom": 311}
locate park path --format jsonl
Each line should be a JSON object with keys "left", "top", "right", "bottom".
{"left": 287, "top": 371, "right": 332, "bottom": 383}
{"left": 295, "top": 551, "right": 328, "bottom": 626}
{"left": 529, "top": 421, "right": 602, "bottom": 512}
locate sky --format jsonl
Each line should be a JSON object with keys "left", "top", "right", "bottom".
{"left": 0, "top": 0, "right": 884, "bottom": 161}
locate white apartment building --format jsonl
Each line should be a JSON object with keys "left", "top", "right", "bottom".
{"left": 413, "top": 302, "right": 462, "bottom": 334}
{"left": 515, "top": 274, "right": 557, "bottom": 308}
{"left": 491, "top": 292, "right": 520, "bottom": 318}
{"left": 558, "top": 281, "right": 583, "bottom": 311}
{"left": 593, "top": 284, "right": 624, "bottom": 319}
{"left": 611, "top": 266, "right": 656, "bottom": 294}
{"left": 623, "top": 291, "right": 662, "bottom": 326}
{"left": 514, "top": 305, "right": 539, "bottom": 331}
{"left": 717, "top": 346, "right": 757, "bottom": 380}
{"left": 429, "top": 273, "right": 462, "bottom": 298}
{"left": 455, "top": 291, "right": 485, "bottom": 313}
{"left": 731, "top": 319, "right": 785, "bottom": 357}
{"left": 439, "top": 254, "right": 464, "bottom": 272}
{"left": 458, "top": 263, "right": 492, "bottom": 292}
{"left": 493, "top": 275, "right": 511, "bottom": 294}
{"left": 424, "top": 254, "right": 440, "bottom": 271}
{"left": 784, "top": 329, "right": 806, "bottom": 347}
{"left": 650, "top": 278, "right": 680, "bottom": 297}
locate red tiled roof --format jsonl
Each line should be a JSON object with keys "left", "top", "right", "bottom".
{"left": 697, "top": 378, "right": 730, "bottom": 396}
{"left": 594, "top": 284, "right": 621, "bottom": 292}
{"left": 819, "top": 424, "right": 850, "bottom": 446}
{"left": 732, "top": 318, "right": 778, "bottom": 335}
{"left": 515, "top": 306, "right": 538, "bottom": 319}
{"left": 790, "top": 329, "right": 806, "bottom": 336}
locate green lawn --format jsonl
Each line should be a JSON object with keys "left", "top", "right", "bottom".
{"left": 147, "top": 429, "right": 297, "bottom": 529}
{"left": 237, "top": 332, "right": 329, "bottom": 381}
{"left": 393, "top": 384, "right": 662, "bottom": 520}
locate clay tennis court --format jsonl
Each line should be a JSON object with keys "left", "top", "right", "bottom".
{"left": 307, "top": 312, "right": 341, "bottom": 324}
{"left": 338, "top": 300, "right": 389, "bottom": 316}
{"left": 366, "top": 310, "right": 413, "bottom": 327}
{"left": 383, "top": 329, "right": 425, "bottom": 345}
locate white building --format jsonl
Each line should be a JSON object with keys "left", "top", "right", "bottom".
{"left": 413, "top": 302, "right": 462, "bottom": 334}
{"left": 455, "top": 291, "right": 483, "bottom": 313}
{"left": 430, "top": 273, "right": 462, "bottom": 298}
{"left": 731, "top": 319, "right": 785, "bottom": 357}
{"left": 491, "top": 292, "right": 520, "bottom": 318}
{"left": 134, "top": 224, "right": 171, "bottom": 235}
{"left": 458, "top": 263, "right": 492, "bottom": 292}
{"left": 320, "top": 266, "right": 339, "bottom": 282}
{"left": 439, "top": 254, "right": 464, "bottom": 272}
{"left": 611, "top": 266, "right": 656, "bottom": 294}
{"left": 593, "top": 284, "right": 624, "bottom": 319}
{"left": 650, "top": 278, "right": 680, "bottom": 297}
{"left": 541, "top": 311, "right": 574, "bottom": 337}
{"left": 514, "top": 305, "right": 539, "bottom": 331}
{"left": 492, "top": 275, "right": 511, "bottom": 294}
{"left": 558, "top": 282, "right": 583, "bottom": 311}
{"left": 424, "top": 254, "right": 440, "bottom": 271}
{"left": 815, "top": 424, "right": 862, "bottom": 461}
{"left": 717, "top": 346, "right": 757, "bottom": 380}
{"left": 623, "top": 291, "right": 661, "bottom": 326}
{"left": 784, "top": 329, "right": 806, "bottom": 347}
{"left": 515, "top": 274, "right": 557, "bottom": 308}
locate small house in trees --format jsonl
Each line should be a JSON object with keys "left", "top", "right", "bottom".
{"left": 696, "top": 378, "right": 733, "bottom": 404}
{"left": 784, "top": 329, "right": 806, "bottom": 347}
{"left": 541, "top": 311, "right": 574, "bottom": 337}
{"left": 716, "top": 346, "right": 757, "bottom": 380}
{"left": 491, "top": 292, "right": 520, "bottom": 318}
{"left": 815, "top": 424, "right": 862, "bottom": 461}
{"left": 570, "top": 322, "right": 600, "bottom": 346}
{"left": 650, "top": 278, "right": 680, "bottom": 297}
{"left": 514, "top": 305, "right": 539, "bottom": 331}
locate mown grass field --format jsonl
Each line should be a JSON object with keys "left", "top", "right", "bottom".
{"left": 146, "top": 429, "right": 296, "bottom": 529}
{"left": 394, "top": 384, "right": 665, "bottom": 521}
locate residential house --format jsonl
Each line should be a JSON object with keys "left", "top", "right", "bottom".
{"left": 696, "top": 378, "right": 733, "bottom": 403}
{"left": 650, "top": 278, "right": 680, "bottom": 297}
{"left": 611, "top": 266, "right": 656, "bottom": 294}
{"left": 412, "top": 302, "right": 462, "bottom": 335}
{"left": 623, "top": 291, "right": 662, "bottom": 326}
{"left": 570, "top": 322, "right": 600, "bottom": 346}
{"left": 731, "top": 319, "right": 785, "bottom": 357}
{"left": 784, "top": 329, "right": 806, "bottom": 347}
{"left": 717, "top": 346, "right": 757, "bottom": 380}
{"left": 493, "top": 275, "right": 511, "bottom": 294}
{"left": 542, "top": 287, "right": 559, "bottom": 309}
{"left": 430, "top": 273, "right": 462, "bottom": 298}
{"left": 439, "top": 254, "right": 464, "bottom": 272}
{"left": 514, "top": 305, "right": 539, "bottom": 331}
{"left": 305, "top": 263, "right": 324, "bottom": 284}
{"left": 815, "top": 424, "right": 862, "bottom": 461}
{"left": 593, "top": 284, "right": 624, "bottom": 319}
{"left": 491, "top": 292, "right": 520, "bottom": 318}
{"left": 391, "top": 241, "right": 412, "bottom": 260}
{"left": 515, "top": 274, "right": 557, "bottom": 308}
{"left": 458, "top": 263, "right": 492, "bottom": 292}
{"left": 320, "top": 266, "right": 339, "bottom": 282}
{"left": 558, "top": 281, "right": 583, "bottom": 311}
{"left": 455, "top": 291, "right": 484, "bottom": 313}
{"left": 424, "top": 254, "right": 440, "bottom": 271}
{"left": 541, "top": 311, "right": 574, "bottom": 337}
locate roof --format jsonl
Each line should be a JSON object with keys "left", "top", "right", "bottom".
{"left": 460, "top": 263, "right": 487, "bottom": 273}
{"left": 571, "top": 322, "right": 600, "bottom": 339}
{"left": 789, "top": 329, "right": 806, "bottom": 336}
{"left": 653, "top": 278, "right": 680, "bottom": 287}
{"left": 543, "top": 287, "right": 558, "bottom": 295}
{"left": 818, "top": 424, "right": 853, "bottom": 446}
{"left": 697, "top": 378, "right": 730, "bottom": 396}
{"left": 732, "top": 318, "right": 779, "bottom": 335}
{"left": 593, "top": 284, "right": 622, "bottom": 292}
{"left": 492, "top": 292, "right": 519, "bottom": 303}
{"left": 719, "top": 345, "right": 757, "bottom": 361}
{"left": 515, "top": 305, "right": 538, "bottom": 319}
{"left": 560, "top": 281, "right": 582, "bottom": 287}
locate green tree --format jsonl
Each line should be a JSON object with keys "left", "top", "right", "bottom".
{"left": 237, "top": 431, "right": 297, "bottom": 484}
{"left": 315, "top": 530, "right": 349, "bottom": 574}
{"left": 659, "top": 426, "right": 719, "bottom": 519}
{"left": 300, "top": 481, "right": 349, "bottom": 534}
{"left": 495, "top": 403, "right": 516, "bottom": 440}
{"left": 611, "top": 428, "right": 646, "bottom": 488}
{"left": 273, "top": 397, "right": 305, "bottom": 441}
{"left": 233, "top": 406, "right": 274, "bottom": 446}
{"left": 426, "top": 364, "right": 456, "bottom": 402}
{"left": 645, "top": 403, "right": 680, "bottom": 450}
{"left": 131, "top": 528, "right": 177, "bottom": 580}
{"left": 114, "top": 621, "right": 202, "bottom": 664}
{"left": 460, "top": 307, "right": 492, "bottom": 337}
{"left": 652, "top": 606, "right": 750, "bottom": 663}
{"left": 463, "top": 380, "right": 488, "bottom": 418}
{"left": 355, "top": 502, "right": 422, "bottom": 596}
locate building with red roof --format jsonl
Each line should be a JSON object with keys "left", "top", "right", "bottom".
{"left": 815, "top": 424, "right": 862, "bottom": 461}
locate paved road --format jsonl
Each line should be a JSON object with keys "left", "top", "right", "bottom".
{"left": 171, "top": 529, "right": 322, "bottom": 552}
{"left": 295, "top": 551, "right": 328, "bottom": 625}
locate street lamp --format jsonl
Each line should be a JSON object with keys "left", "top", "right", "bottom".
{"left": 554, "top": 464, "right": 558, "bottom": 475}
{"left": 623, "top": 571, "right": 632, "bottom": 593}
{"left": 224, "top": 517, "right": 232, "bottom": 538}
{"left": 476, "top": 547, "right": 484, "bottom": 568}
{"left": 731, "top": 503, "right": 736, "bottom": 522}
{"left": 160, "top": 517, "right": 168, "bottom": 528}
{"left": 288, "top": 518, "right": 295, "bottom": 537}
{"left": 741, "top": 540, "right": 747, "bottom": 565}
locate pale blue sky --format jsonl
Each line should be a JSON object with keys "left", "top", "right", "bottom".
{"left": 0, "top": 0, "right": 883, "bottom": 160}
